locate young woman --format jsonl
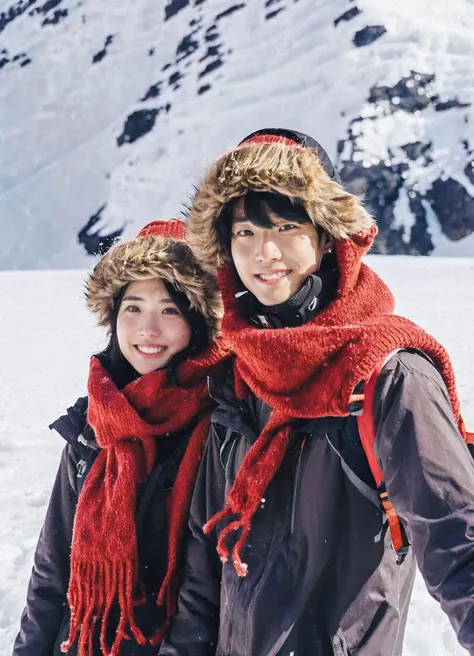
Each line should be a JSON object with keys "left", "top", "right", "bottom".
{"left": 13, "top": 219, "right": 224, "bottom": 656}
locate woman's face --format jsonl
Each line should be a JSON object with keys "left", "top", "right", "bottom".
{"left": 116, "top": 279, "right": 192, "bottom": 375}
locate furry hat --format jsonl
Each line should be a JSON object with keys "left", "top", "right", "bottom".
{"left": 186, "top": 128, "right": 376, "bottom": 271}
{"left": 86, "top": 218, "right": 222, "bottom": 338}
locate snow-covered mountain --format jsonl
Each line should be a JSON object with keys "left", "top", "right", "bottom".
{"left": 1, "top": 0, "right": 474, "bottom": 269}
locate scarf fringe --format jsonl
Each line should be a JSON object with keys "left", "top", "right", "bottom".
{"left": 61, "top": 560, "right": 146, "bottom": 656}
{"left": 149, "top": 619, "right": 172, "bottom": 647}
{"left": 231, "top": 524, "right": 251, "bottom": 576}
{"left": 157, "top": 414, "right": 212, "bottom": 613}
{"left": 204, "top": 514, "right": 250, "bottom": 576}
{"left": 204, "top": 417, "right": 292, "bottom": 577}
{"left": 203, "top": 508, "right": 233, "bottom": 543}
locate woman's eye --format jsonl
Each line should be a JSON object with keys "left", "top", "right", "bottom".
{"left": 125, "top": 304, "right": 140, "bottom": 313}
{"left": 279, "top": 223, "right": 298, "bottom": 232}
{"left": 162, "top": 307, "right": 180, "bottom": 315}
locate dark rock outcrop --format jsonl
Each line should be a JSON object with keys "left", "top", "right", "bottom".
{"left": 78, "top": 204, "right": 123, "bottom": 256}
{"left": 426, "top": 178, "right": 474, "bottom": 241}
{"left": 334, "top": 6, "right": 361, "bottom": 27}
{"left": 117, "top": 108, "right": 160, "bottom": 146}
{"left": 165, "top": 0, "right": 189, "bottom": 21}
{"left": 353, "top": 25, "right": 386, "bottom": 47}
{"left": 92, "top": 34, "right": 114, "bottom": 64}
{"left": 1, "top": 0, "right": 37, "bottom": 35}
{"left": 368, "top": 72, "right": 436, "bottom": 113}
{"left": 216, "top": 4, "right": 245, "bottom": 20}
{"left": 337, "top": 70, "right": 472, "bottom": 254}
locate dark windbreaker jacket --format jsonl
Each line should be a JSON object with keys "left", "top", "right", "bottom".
{"left": 13, "top": 397, "right": 188, "bottom": 656}
{"left": 160, "top": 350, "right": 474, "bottom": 656}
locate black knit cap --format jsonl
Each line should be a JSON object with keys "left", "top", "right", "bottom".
{"left": 239, "top": 127, "right": 342, "bottom": 185}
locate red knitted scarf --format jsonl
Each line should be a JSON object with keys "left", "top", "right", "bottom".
{"left": 204, "top": 228, "right": 470, "bottom": 576}
{"left": 62, "top": 344, "right": 226, "bottom": 656}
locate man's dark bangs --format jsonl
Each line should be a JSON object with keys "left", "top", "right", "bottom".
{"left": 243, "top": 192, "right": 311, "bottom": 229}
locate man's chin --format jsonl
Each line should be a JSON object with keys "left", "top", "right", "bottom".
{"left": 245, "top": 278, "right": 295, "bottom": 306}
{"left": 252, "top": 292, "right": 292, "bottom": 307}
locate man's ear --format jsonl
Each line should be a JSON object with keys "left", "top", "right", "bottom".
{"left": 321, "top": 233, "right": 334, "bottom": 253}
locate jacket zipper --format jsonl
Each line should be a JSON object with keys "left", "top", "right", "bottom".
{"left": 290, "top": 435, "right": 307, "bottom": 535}
{"left": 242, "top": 435, "right": 306, "bottom": 651}
{"left": 54, "top": 608, "right": 71, "bottom": 654}
{"left": 332, "top": 628, "right": 351, "bottom": 655}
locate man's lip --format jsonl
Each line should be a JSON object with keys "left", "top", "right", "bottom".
{"left": 254, "top": 270, "right": 291, "bottom": 283}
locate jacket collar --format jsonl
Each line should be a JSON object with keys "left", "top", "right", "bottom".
{"left": 49, "top": 396, "right": 99, "bottom": 452}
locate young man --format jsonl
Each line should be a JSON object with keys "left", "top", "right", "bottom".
{"left": 160, "top": 128, "right": 474, "bottom": 656}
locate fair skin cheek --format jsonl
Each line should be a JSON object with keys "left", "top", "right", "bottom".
{"left": 230, "top": 204, "right": 329, "bottom": 306}
{"left": 116, "top": 278, "right": 192, "bottom": 376}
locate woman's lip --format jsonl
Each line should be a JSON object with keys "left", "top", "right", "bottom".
{"left": 134, "top": 345, "right": 167, "bottom": 357}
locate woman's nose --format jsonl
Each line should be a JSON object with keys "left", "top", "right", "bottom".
{"left": 139, "top": 313, "right": 162, "bottom": 336}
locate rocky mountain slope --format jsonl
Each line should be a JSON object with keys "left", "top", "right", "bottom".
{"left": 1, "top": 0, "right": 473, "bottom": 268}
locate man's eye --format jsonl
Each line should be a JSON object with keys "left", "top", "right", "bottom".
{"left": 234, "top": 229, "right": 253, "bottom": 237}
{"left": 279, "top": 223, "right": 298, "bottom": 232}
{"left": 125, "top": 305, "right": 140, "bottom": 313}
{"left": 162, "top": 307, "right": 180, "bottom": 315}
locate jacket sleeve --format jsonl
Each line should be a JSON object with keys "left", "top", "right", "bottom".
{"left": 375, "top": 350, "right": 474, "bottom": 654}
{"left": 12, "top": 445, "right": 77, "bottom": 656}
{"left": 159, "top": 424, "right": 225, "bottom": 656}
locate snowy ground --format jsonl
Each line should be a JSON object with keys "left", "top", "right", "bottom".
{"left": 0, "top": 257, "right": 473, "bottom": 654}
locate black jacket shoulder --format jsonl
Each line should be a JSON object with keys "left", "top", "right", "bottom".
{"left": 49, "top": 396, "right": 100, "bottom": 494}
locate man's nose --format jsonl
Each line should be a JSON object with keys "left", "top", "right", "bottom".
{"left": 256, "top": 234, "right": 282, "bottom": 262}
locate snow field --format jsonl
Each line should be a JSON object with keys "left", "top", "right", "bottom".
{"left": 0, "top": 257, "right": 473, "bottom": 654}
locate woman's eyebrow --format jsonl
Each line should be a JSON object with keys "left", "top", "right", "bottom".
{"left": 123, "top": 294, "right": 175, "bottom": 304}
{"left": 122, "top": 295, "right": 143, "bottom": 302}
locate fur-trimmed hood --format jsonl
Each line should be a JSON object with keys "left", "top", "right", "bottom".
{"left": 186, "top": 129, "right": 376, "bottom": 272}
{"left": 86, "top": 219, "right": 222, "bottom": 338}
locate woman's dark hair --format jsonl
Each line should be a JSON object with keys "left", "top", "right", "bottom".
{"left": 97, "top": 281, "right": 210, "bottom": 389}
{"left": 216, "top": 191, "right": 324, "bottom": 254}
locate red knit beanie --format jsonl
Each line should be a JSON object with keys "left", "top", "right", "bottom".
{"left": 137, "top": 218, "right": 186, "bottom": 240}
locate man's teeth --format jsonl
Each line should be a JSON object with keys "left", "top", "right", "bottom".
{"left": 257, "top": 271, "right": 288, "bottom": 281}
{"left": 136, "top": 346, "right": 165, "bottom": 354}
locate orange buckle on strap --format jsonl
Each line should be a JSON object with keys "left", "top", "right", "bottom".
{"left": 378, "top": 484, "right": 409, "bottom": 565}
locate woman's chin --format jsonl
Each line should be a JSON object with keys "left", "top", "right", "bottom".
{"left": 128, "top": 354, "right": 169, "bottom": 375}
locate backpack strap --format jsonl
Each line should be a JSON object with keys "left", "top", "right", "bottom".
{"left": 352, "top": 350, "right": 410, "bottom": 565}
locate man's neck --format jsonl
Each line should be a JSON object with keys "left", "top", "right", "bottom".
{"left": 236, "top": 266, "right": 339, "bottom": 329}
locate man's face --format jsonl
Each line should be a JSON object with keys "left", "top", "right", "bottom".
{"left": 230, "top": 197, "right": 328, "bottom": 306}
